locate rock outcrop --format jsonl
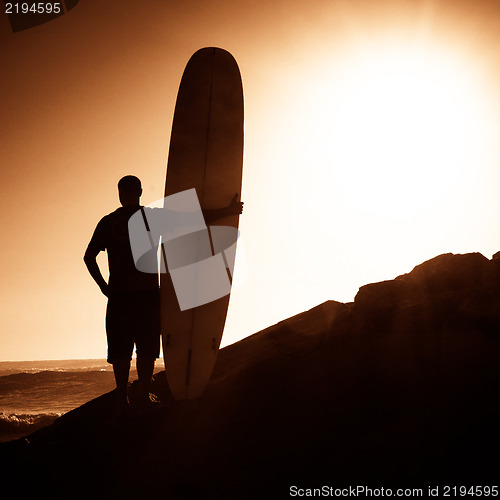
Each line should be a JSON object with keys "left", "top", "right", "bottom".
{"left": 2, "top": 252, "right": 499, "bottom": 499}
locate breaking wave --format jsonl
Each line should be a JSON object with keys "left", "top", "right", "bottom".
{"left": 0, "top": 412, "right": 61, "bottom": 442}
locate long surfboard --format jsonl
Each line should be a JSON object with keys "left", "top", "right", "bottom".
{"left": 160, "top": 47, "right": 244, "bottom": 400}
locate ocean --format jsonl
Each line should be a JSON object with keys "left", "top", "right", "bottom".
{"left": 0, "top": 358, "right": 165, "bottom": 442}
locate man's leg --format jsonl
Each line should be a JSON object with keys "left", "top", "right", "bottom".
{"left": 113, "top": 359, "right": 131, "bottom": 406}
{"left": 136, "top": 356, "right": 155, "bottom": 403}
{"left": 106, "top": 294, "right": 133, "bottom": 409}
{"left": 135, "top": 289, "right": 160, "bottom": 407}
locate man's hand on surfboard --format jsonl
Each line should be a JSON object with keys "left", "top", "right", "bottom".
{"left": 228, "top": 193, "right": 244, "bottom": 215}
{"left": 202, "top": 193, "right": 243, "bottom": 223}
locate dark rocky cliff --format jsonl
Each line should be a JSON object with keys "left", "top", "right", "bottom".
{"left": 2, "top": 252, "right": 499, "bottom": 499}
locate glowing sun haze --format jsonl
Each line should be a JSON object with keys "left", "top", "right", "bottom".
{"left": 308, "top": 41, "right": 497, "bottom": 216}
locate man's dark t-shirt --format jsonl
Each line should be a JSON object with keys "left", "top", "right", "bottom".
{"left": 87, "top": 206, "right": 158, "bottom": 293}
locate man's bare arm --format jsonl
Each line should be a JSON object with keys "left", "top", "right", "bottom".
{"left": 203, "top": 193, "right": 244, "bottom": 224}
{"left": 84, "top": 247, "right": 109, "bottom": 297}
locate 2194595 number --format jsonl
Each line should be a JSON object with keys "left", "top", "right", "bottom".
{"left": 443, "top": 486, "right": 498, "bottom": 497}
{"left": 5, "top": 3, "right": 62, "bottom": 14}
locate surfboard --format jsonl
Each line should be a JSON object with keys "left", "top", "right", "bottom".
{"left": 160, "top": 47, "right": 244, "bottom": 400}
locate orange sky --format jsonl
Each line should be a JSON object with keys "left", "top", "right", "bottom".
{"left": 1, "top": 0, "right": 500, "bottom": 361}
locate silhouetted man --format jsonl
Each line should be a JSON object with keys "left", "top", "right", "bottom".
{"left": 84, "top": 175, "right": 243, "bottom": 413}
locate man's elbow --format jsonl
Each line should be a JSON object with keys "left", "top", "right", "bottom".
{"left": 83, "top": 249, "right": 97, "bottom": 265}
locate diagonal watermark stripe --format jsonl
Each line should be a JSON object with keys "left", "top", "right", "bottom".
{"left": 128, "top": 189, "right": 244, "bottom": 310}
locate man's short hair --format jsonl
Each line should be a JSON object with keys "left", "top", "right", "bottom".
{"left": 118, "top": 175, "right": 142, "bottom": 195}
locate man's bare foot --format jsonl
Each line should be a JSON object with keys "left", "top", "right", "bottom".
{"left": 136, "top": 393, "right": 160, "bottom": 412}
{"left": 112, "top": 390, "right": 130, "bottom": 419}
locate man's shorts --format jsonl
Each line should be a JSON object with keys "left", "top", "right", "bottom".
{"left": 105, "top": 290, "right": 161, "bottom": 363}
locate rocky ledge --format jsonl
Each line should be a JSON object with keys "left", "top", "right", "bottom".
{"left": 2, "top": 252, "right": 499, "bottom": 499}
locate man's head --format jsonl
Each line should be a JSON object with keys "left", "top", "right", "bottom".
{"left": 118, "top": 175, "right": 142, "bottom": 207}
